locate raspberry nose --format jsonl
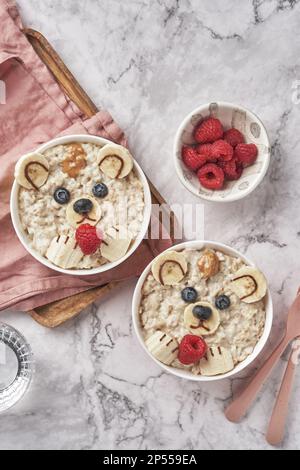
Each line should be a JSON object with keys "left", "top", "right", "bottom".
{"left": 73, "top": 198, "right": 93, "bottom": 214}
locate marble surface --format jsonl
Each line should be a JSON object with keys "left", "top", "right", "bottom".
{"left": 1, "top": 0, "right": 300, "bottom": 450}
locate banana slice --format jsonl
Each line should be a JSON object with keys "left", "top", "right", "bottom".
{"left": 200, "top": 347, "right": 234, "bottom": 376}
{"left": 184, "top": 301, "right": 220, "bottom": 336}
{"left": 151, "top": 251, "right": 187, "bottom": 286}
{"left": 66, "top": 196, "right": 102, "bottom": 228}
{"left": 229, "top": 266, "right": 267, "bottom": 303}
{"left": 15, "top": 152, "right": 49, "bottom": 190}
{"left": 97, "top": 144, "right": 133, "bottom": 179}
{"left": 145, "top": 331, "right": 179, "bottom": 365}
{"left": 100, "top": 226, "right": 132, "bottom": 262}
{"left": 46, "top": 234, "right": 84, "bottom": 269}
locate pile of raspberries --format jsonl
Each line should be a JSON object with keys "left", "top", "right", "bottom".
{"left": 182, "top": 117, "right": 258, "bottom": 190}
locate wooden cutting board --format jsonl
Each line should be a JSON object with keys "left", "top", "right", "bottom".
{"left": 23, "top": 29, "right": 175, "bottom": 328}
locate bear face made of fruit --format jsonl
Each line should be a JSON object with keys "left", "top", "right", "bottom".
{"left": 142, "top": 248, "right": 268, "bottom": 376}
{"left": 15, "top": 143, "right": 134, "bottom": 269}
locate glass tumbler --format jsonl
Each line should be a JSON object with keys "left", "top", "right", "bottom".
{"left": 0, "top": 323, "right": 34, "bottom": 413}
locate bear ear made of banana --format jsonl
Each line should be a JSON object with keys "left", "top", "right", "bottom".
{"left": 15, "top": 153, "right": 50, "bottom": 190}
{"left": 229, "top": 266, "right": 267, "bottom": 304}
{"left": 151, "top": 251, "right": 188, "bottom": 286}
{"left": 97, "top": 143, "right": 133, "bottom": 179}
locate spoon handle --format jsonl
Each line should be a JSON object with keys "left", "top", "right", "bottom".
{"left": 225, "top": 335, "right": 291, "bottom": 423}
{"left": 266, "top": 338, "right": 300, "bottom": 446}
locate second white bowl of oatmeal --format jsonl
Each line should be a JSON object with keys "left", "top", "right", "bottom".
{"left": 10, "top": 134, "right": 152, "bottom": 276}
{"left": 132, "top": 240, "right": 273, "bottom": 382}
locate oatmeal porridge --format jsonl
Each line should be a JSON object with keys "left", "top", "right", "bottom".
{"left": 139, "top": 248, "right": 267, "bottom": 376}
{"left": 15, "top": 141, "right": 146, "bottom": 270}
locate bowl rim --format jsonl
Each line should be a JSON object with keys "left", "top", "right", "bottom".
{"left": 10, "top": 134, "right": 152, "bottom": 276}
{"left": 173, "top": 101, "right": 271, "bottom": 203}
{"left": 132, "top": 239, "right": 273, "bottom": 382}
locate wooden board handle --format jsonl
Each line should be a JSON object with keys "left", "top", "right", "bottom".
{"left": 29, "top": 282, "right": 120, "bottom": 328}
{"left": 24, "top": 28, "right": 98, "bottom": 117}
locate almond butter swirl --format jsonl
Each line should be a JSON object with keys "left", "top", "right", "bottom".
{"left": 62, "top": 143, "right": 87, "bottom": 178}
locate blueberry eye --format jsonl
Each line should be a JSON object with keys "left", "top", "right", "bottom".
{"left": 54, "top": 187, "right": 70, "bottom": 205}
{"left": 181, "top": 287, "right": 198, "bottom": 303}
{"left": 92, "top": 183, "right": 108, "bottom": 198}
{"left": 215, "top": 295, "right": 231, "bottom": 310}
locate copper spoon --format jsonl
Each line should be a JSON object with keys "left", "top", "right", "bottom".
{"left": 266, "top": 336, "right": 300, "bottom": 446}
{"left": 225, "top": 293, "right": 300, "bottom": 423}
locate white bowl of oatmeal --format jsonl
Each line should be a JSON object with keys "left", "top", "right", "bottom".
{"left": 10, "top": 135, "right": 152, "bottom": 275}
{"left": 132, "top": 240, "right": 273, "bottom": 381}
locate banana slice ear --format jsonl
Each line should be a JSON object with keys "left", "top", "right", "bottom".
{"left": 229, "top": 267, "right": 267, "bottom": 303}
{"left": 100, "top": 226, "right": 132, "bottom": 262}
{"left": 184, "top": 302, "right": 220, "bottom": 336}
{"left": 200, "top": 347, "right": 234, "bottom": 376}
{"left": 15, "top": 153, "right": 49, "bottom": 190}
{"left": 97, "top": 144, "right": 133, "bottom": 179}
{"left": 151, "top": 251, "right": 187, "bottom": 286}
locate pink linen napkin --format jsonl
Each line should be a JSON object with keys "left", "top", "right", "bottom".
{"left": 0, "top": 0, "right": 172, "bottom": 312}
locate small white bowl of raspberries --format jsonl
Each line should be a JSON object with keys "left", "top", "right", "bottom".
{"left": 174, "top": 102, "right": 271, "bottom": 202}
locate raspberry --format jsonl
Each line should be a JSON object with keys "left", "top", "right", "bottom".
{"left": 75, "top": 223, "right": 102, "bottom": 255}
{"left": 219, "top": 158, "right": 243, "bottom": 180}
{"left": 178, "top": 335, "right": 207, "bottom": 365}
{"left": 194, "top": 118, "right": 223, "bottom": 144}
{"left": 224, "top": 128, "right": 245, "bottom": 147}
{"left": 211, "top": 139, "right": 233, "bottom": 162}
{"left": 182, "top": 146, "right": 207, "bottom": 171}
{"left": 195, "top": 143, "right": 215, "bottom": 161}
{"left": 235, "top": 143, "right": 258, "bottom": 167}
{"left": 197, "top": 163, "right": 225, "bottom": 190}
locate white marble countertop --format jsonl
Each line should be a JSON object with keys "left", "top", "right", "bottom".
{"left": 1, "top": 0, "right": 300, "bottom": 450}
